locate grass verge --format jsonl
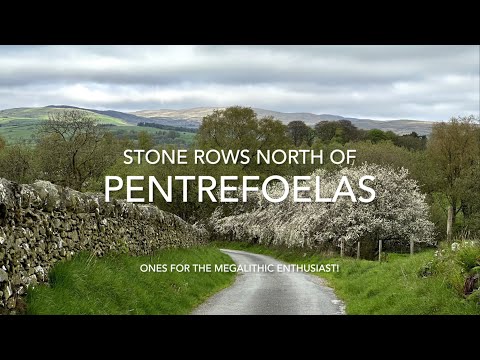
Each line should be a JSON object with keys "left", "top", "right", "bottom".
{"left": 27, "top": 246, "right": 235, "bottom": 315}
{"left": 216, "top": 241, "right": 480, "bottom": 315}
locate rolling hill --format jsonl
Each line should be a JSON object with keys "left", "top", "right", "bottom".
{"left": 45, "top": 105, "right": 147, "bottom": 124}
{"left": 0, "top": 106, "right": 129, "bottom": 126}
{"left": 0, "top": 105, "right": 436, "bottom": 140}
{"left": 0, "top": 106, "right": 195, "bottom": 145}
{"left": 133, "top": 107, "right": 436, "bottom": 135}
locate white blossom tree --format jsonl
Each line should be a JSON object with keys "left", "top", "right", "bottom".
{"left": 210, "top": 163, "right": 435, "bottom": 258}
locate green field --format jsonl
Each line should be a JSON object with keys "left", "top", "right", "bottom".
{"left": 106, "top": 125, "right": 196, "bottom": 145}
{"left": 27, "top": 246, "right": 235, "bottom": 315}
{"left": 216, "top": 241, "right": 480, "bottom": 315}
{"left": 0, "top": 123, "right": 39, "bottom": 143}
{"left": 0, "top": 107, "right": 127, "bottom": 144}
{"left": 0, "top": 107, "right": 196, "bottom": 146}
{"left": 0, "top": 107, "right": 128, "bottom": 125}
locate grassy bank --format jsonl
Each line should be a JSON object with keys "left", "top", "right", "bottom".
{"left": 27, "top": 246, "right": 235, "bottom": 315}
{"left": 216, "top": 241, "right": 480, "bottom": 315}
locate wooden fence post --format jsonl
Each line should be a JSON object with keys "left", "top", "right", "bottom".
{"left": 340, "top": 238, "right": 344, "bottom": 257}
{"left": 378, "top": 239, "right": 382, "bottom": 262}
{"left": 410, "top": 238, "right": 414, "bottom": 256}
{"left": 447, "top": 206, "right": 453, "bottom": 242}
{"left": 357, "top": 241, "right": 361, "bottom": 260}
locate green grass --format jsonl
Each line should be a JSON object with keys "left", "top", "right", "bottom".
{"left": 27, "top": 246, "right": 235, "bottom": 315}
{"left": 0, "top": 123, "right": 39, "bottom": 143}
{"left": 216, "top": 241, "right": 480, "bottom": 315}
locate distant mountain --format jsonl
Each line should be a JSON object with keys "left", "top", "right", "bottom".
{"left": 46, "top": 105, "right": 146, "bottom": 124}
{"left": 132, "top": 107, "right": 214, "bottom": 129}
{"left": 47, "top": 105, "right": 200, "bottom": 129}
{"left": 0, "top": 105, "right": 437, "bottom": 135}
{"left": 254, "top": 109, "right": 346, "bottom": 123}
{"left": 134, "top": 107, "right": 216, "bottom": 120}
{"left": 132, "top": 107, "right": 435, "bottom": 135}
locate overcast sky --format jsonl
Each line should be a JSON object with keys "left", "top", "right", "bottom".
{"left": 0, "top": 45, "right": 478, "bottom": 120}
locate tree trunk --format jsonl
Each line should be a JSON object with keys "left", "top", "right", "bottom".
{"left": 447, "top": 205, "right": 455, "bottom": 242}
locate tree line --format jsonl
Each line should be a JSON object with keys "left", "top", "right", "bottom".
{"left": 137, "top": 121, "right": 197, "bottom": 133}
{"left": 288, "top": 119, "right": 427, "bottom": 150}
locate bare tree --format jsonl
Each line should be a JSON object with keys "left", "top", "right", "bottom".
{"left": 37, "top": 110, "right": 119, "bottom": 190}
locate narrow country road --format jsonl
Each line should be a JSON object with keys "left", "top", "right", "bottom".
{"left": 192, "top": 249, "right": 345, "bottom": 315}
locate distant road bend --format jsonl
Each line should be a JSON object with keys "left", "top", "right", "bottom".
{"left": 192, "top": 249, "right": 345, "bottom": 315}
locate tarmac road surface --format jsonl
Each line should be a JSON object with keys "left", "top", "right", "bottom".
{"left": 192, "top": 249, "right": 345, "bottom": 315}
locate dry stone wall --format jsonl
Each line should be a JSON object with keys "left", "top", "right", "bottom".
{"left": 0, "top": 178, "right": 207, "bottom": 312}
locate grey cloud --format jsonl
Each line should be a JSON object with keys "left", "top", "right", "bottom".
{"left": 0, "top": 45, "right": 478, "bottom": 121}
{"left": 0, "top": 45, "right": 476, "bottom": 87}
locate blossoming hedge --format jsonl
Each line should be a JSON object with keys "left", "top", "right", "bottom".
{"left": 209, "top": 163, "right": 434, "bottom": 256}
